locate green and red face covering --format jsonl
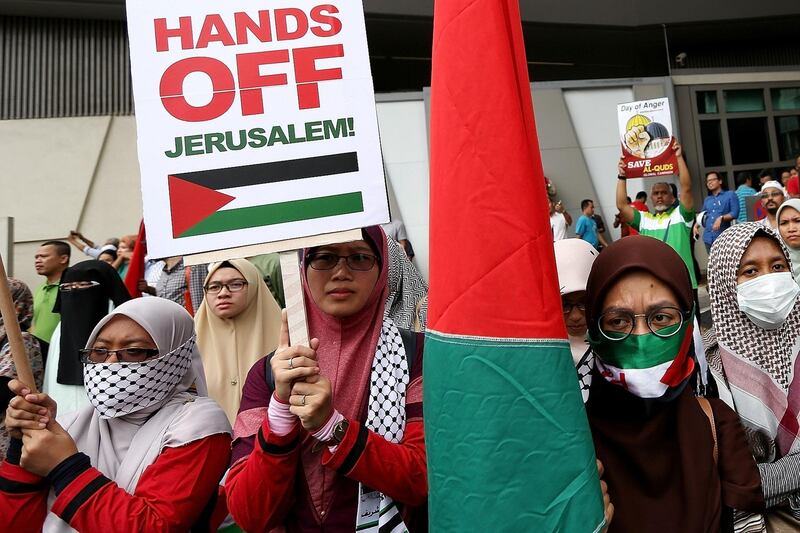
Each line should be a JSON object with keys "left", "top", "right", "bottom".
{"left": 590, "top": 319, "right": 695, "bottom": 399}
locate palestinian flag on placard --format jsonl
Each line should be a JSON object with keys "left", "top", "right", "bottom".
{"left": 424, "top": 0, "right": 606, "bottom": 531}
{"left": 168, "top": 152, "right": 364, "bottom": 238}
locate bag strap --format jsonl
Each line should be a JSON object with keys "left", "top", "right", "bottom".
{"left": 696, "top": 396, "right": 718, "bottom": 465}
{"left": 397, "top": 327, "right": 418, "bottom": 372}
{"left": 183, "top": 265, "right": 194, "bottom": 316}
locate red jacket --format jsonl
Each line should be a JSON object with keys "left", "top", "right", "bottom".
{"left": 0, "top": 434, "right": 230, "bottom": 532}
{"left": 225, "top": 352, "right": 427, "bottom": 533}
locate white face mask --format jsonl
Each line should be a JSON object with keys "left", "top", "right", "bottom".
{"left": 84, "top": 337, "right": 194, "bottom": 419}
{"left": 736, "top": 272, "right": 800, "bottom": 330}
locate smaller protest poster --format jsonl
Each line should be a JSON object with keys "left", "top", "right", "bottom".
{"left": 617, "top": 98, "right": 678, "bottom": 179}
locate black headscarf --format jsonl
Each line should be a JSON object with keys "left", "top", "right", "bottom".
{"left": 584, "top": 236, "right": 763, "bottom": 532}
{"left": 54, "top": 260, "right": 131, "bottom": 385}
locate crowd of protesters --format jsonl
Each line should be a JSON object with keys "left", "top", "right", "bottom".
{"left": 1, "top": 148, "right": 800, "bottom": 532}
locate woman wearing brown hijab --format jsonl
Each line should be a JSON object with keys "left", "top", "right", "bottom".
{"left": 584, "top": 235, "right": 764, "bottom": 532}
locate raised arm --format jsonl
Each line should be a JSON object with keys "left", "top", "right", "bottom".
{"left": 77, "top": 232, "right": 96, "bottom": 249}
{"left": 674, "top": 141, "right": 694, "bottom": 213}
{"left": 617, "top": 158, "right": 635, "bottom": 224}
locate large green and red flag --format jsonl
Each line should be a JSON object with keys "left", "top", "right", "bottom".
{"left": 424, "top": 0, "right": 605, "bottom": 531}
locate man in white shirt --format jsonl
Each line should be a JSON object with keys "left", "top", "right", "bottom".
{"left": 758, "top": 181, "right": 786, "bottom": 230}
{"left": 550, "top": 199, "right": 572, "bottom": 241}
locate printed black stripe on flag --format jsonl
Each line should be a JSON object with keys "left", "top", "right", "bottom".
{"left": 174, "top": 152, "right": 359, "bottom": 190}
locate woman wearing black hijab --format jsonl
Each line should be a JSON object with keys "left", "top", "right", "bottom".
{"left": 42, "top": 260, "right": 130, "bottom": 413}
{"left": 584, "top": 236, "right": 763, "bottom": 532}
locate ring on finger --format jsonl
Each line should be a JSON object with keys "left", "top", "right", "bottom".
{"left": 288, "top": 357, "right": 294, "bottom": 370}
{"left": 301, "top": 394, "right": 307, "bottom": 406}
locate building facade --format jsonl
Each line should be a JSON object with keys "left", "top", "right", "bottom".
{"left": 1, "top": 2, "right": 798, "bottom": 286}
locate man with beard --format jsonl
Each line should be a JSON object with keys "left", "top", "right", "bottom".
{"left": 615, "top": 140, "right": 697, "bottom": 289}
{"left": 757, "top": 180, "right": 786, "bottom": 230}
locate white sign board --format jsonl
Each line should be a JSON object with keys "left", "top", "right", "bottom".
{"left": 126, "top": 1, "right": 390, "bottom": 258}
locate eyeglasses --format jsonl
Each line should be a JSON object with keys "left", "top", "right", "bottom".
{"left": 597, "top": 306, "right": 686, "bottom": 340}
{"left": 79, "top": 347, "right": 161, "bottom": 364}
{"left": 59, "top": 280, "right": 100, "bottom": 292}
{"left": 761, "top": 192, "right": 784, "bottom": 199}
{"left": 307, "top": 252, "right": 378, "bottom": 271}
{"left": 562, "top": 302, "right": 586, "bottom": 315}
{"left": 204, "top": 280, "right": 248, "bottom": 294}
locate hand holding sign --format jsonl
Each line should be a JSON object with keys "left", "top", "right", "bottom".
{"left": 271, "top": 310, "right": 320, "bottom": 402}
{"left": 624, "top": 125, "right": 650, "bottom": 158}
{"left": 289, "top": 375, "right": 332, "bottom": 432}
{"left": 5, "top": 379, "right": 56, "bottom": 438}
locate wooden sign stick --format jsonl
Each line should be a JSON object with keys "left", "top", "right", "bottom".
{"left": 279, "top": 250, "right": 310, "bottom": 347}
{"left": 0, "top": 253, "right": 37, "bottom": 392}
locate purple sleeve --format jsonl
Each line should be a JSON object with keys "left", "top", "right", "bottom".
{"left": 406, "top": 333, "right": 424, "bottom": 420}
{"left": 230, "top": 356, "right": 273, "bottom": 465}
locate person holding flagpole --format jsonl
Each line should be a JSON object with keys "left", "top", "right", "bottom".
{"left": 1, "top": 297, "right": 231, "bottom": 531}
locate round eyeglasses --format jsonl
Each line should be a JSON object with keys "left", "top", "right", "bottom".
{"left": 307, "top": 252, "right": 378, "bottom": 271}
{"left": 79, "top": 347, "right": 161, "bottom": 364}
{"left": 597, "top": 306, "right": 686, "bottom": 340}
{"left": 562, "top": 302, "right": 586, "bottom": 315}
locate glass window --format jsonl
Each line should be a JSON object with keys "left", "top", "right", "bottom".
{"left": 699, "top": 120, "right": 724, "bottom": 167}
{"left": 771, "top": 88, "right": 800, "bottom": 111}
{"left": 704, "top": 170, "right": 732, "bottom": 191}
{"left": 696, "top": 91, "right": 718, "bottom": 114}
{"left": 736, "top": 168, "right": 773, "bottom": 188}
{"left": 724, "top": 89, "right": 766, "bottom": 113}
{"left": 775, "top": 115, "right": 800, "bottom": 161}
{"left": 728, "top": 117, "right": 770, "bottom": 164}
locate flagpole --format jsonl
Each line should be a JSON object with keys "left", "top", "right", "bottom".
{"left": 0, "top": 252, "right": 37, "bottom": 392}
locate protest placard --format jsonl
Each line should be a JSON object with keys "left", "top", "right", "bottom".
{"left": 617, "top": 97, "right": 678, "bottom": 179}
{"left": 126, "top": 1, "right": 390, "bottom": 259}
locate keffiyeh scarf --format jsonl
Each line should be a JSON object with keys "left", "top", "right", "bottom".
{"left": 356, "top": 319, "right": 411, "bottom": 533}
{"left": 384, "top": 237, "right": 428, "bottom": 331}
{"left": 707, "top": 223, "right": 800, "bottom": 527}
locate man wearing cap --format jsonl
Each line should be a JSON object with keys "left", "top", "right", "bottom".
{"left": 758, "top": 180, "right": 786, "bottom": 230}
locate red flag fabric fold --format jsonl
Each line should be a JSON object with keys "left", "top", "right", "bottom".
{"left": 124, "top": 220, "right": 147, "bottom": 298}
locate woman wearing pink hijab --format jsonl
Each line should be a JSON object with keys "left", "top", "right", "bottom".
{"left": 225, "top": 227, "right": 427, "bottom": 532}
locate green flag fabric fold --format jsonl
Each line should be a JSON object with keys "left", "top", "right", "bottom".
{"left": 425, "top": 0, "right": 606, "bottom": 530}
